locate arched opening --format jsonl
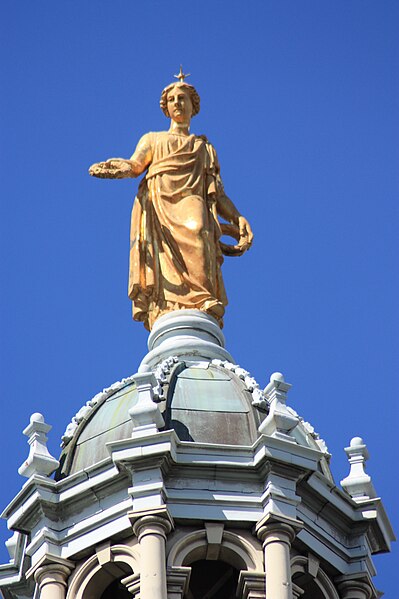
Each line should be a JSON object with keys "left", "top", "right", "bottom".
{"left": 100, "top": 577, "right": 132, "bottom": 598}
{"left": 291, "top": 559, "right": 340, "bottom": 599}
{"left": 293, "top": 576, "right": 325, "bottom": 599}
{"left": 67, "top": 545, "right": 139, "bottom": 599}
{"left": 187, "top": 559, "right": 239, "bottom": 599}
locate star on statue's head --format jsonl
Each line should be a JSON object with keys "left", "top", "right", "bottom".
{"left": 174, "top": 65, "right": 190, "bottom": 83}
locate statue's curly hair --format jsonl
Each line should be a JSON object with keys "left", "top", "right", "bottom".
{"left": 160, "top": 82, "right": 201, "bottom": 118}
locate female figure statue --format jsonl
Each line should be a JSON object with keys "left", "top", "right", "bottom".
{"left": 89, "top": 73, "right": 253, "bottom": 330}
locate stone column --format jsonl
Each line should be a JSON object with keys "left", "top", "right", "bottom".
{"left": 130, "top": 507, "right": 173, "bottom": 599}
{"left": 256, "top": 521, "right": 296, "bottom": 599}
{"left": 34, "top": 563, "right": 71, "bottom": 599}
{"left": 338, "top": 580, "right": 372, "bottom": 599}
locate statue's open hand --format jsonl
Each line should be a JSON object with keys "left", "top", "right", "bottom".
{"left": 89, "top": 159, "right": 132, "bottom": 179}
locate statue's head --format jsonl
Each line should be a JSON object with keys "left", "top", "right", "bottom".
{"left": 160, "top": 82, "right": 201, "bottom": 120}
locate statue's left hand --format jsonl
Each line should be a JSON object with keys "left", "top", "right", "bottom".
{"left": 219, "top": 216, "right": 253, "bottom": 257}
{"left": 237, "top": 216, "right": 254, "bottom": 252}
{"left": 89, "top": 159, "right": 132, "bottom": 179}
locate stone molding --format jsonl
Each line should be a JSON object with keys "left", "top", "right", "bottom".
{"left": 291, "top": 555, "right": 340, "bottom": 599}
{"left": 66, "top": 542, "right": 138, "bottom": 599}
{"left": 167, "top": 528, "right": 264, "bottom": 572}
{"left": 166, "top": 566, "right": 192, "bottom": 599}
{"left": 237, "top": 571, "right": 266, "bottom": 599}
{"left": 141, "top": 309, "right": 234, "bottom": 368}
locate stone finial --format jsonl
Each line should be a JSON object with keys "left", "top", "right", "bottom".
{"left": 129, "top": 367, "right": 165, "bottom": 438}
{"left": 340, "top": 437, "right": 376, "bottom": 501}
{"left": 18, "top": 413, "right": 60, "bottom": 478}
{"left": 5, "top": 532, "right": 18, "bottom": 562}
{"left": 258, "top": 373, "right": 299, "bottom": 441}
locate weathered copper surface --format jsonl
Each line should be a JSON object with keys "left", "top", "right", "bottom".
{"left": 164, "top": 365, "right": 260, "bottom": 445}
{"left": 57, "top": 385, "right": 138, "bottom": 478}
{"left": 58, "top": 363, "right": 262, "bottom": 477}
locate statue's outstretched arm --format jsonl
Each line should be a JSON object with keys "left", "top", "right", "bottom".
{"left": 89, "top": 134, "right": 152, "bottom": 179}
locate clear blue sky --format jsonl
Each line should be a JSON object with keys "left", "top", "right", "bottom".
{"left": 1, "top": 1, "right": 398, "bottom": 595}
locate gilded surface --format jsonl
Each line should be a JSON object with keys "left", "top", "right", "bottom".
{"left": 89, "top": 76, "right": 253, "bottom": 330}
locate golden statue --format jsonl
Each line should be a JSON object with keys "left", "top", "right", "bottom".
{"left": 89, "top": 69, "right": 253, "bottom": 330}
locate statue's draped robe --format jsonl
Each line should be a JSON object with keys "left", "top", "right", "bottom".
{"left": 128, "top": 131, "right": 228, "bottom": 330}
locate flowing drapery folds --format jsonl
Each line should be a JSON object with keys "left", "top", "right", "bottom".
{"left": 128, "top": 131, "right": 227, "bottom": 330}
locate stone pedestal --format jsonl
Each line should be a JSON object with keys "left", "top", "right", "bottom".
{"left": 140, "top": 310, "right": 234, "bottom": 368}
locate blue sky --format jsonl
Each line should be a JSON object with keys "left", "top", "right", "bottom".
{"left": 1, "top": 1, "right": 398, "bottom": 595}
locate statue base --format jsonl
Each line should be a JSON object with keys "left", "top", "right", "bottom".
{"left": 140, "top": 310, "right": 235, "bottom": 369}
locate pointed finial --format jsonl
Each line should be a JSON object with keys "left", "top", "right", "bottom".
{"left": 340, "top": 436, "right": 376, "bottom": 501}
{"left": 18, "top": 412, "right": 60, "bottom": 478}
{"left": 174, "top": 65, "right": 190, "bottom": 83}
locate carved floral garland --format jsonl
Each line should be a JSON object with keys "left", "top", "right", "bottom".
{"left": 211, "top": 359, "right": 269, "bottom": 411}
{"left": 61, "top": 356, "right": 327, "bottom": 455}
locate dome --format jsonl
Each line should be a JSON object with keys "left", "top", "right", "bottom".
{"left": 56, "top": 361, "right": 264, "bottom": 480}
{"left": 161, "top": 361, "right": 263, "bottom": 444}
{"left": 56, "top": 312, "right": 332, "bottom": 482}
{"left": 57, "top": 380, "right": 139, "bottom": 479}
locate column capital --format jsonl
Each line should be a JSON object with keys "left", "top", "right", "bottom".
{"left": 292, "top": 582, "right": 305, "bottom": 598}
{"left": 237, "top": 571, "right": 266, "bottom": 599}
{"left": 255, "top": 514, "right": 302, "bottom": 547}
{"left": 167, "top": 566, "right": 192, "bottom": 599}
{"left": 121, "top": 572, "right": 140, "bottom": 597}
{"left": 337, "top": 579, "right": 373, "bottom": 599}
{"left": 26, "top": 554, "right": 74, "bottom": 583}
{"left": 128, "top": 505, "right": 174, "bottom": 540}
{"left": 34, "top": 564, "right": 72, "bottom": 588}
